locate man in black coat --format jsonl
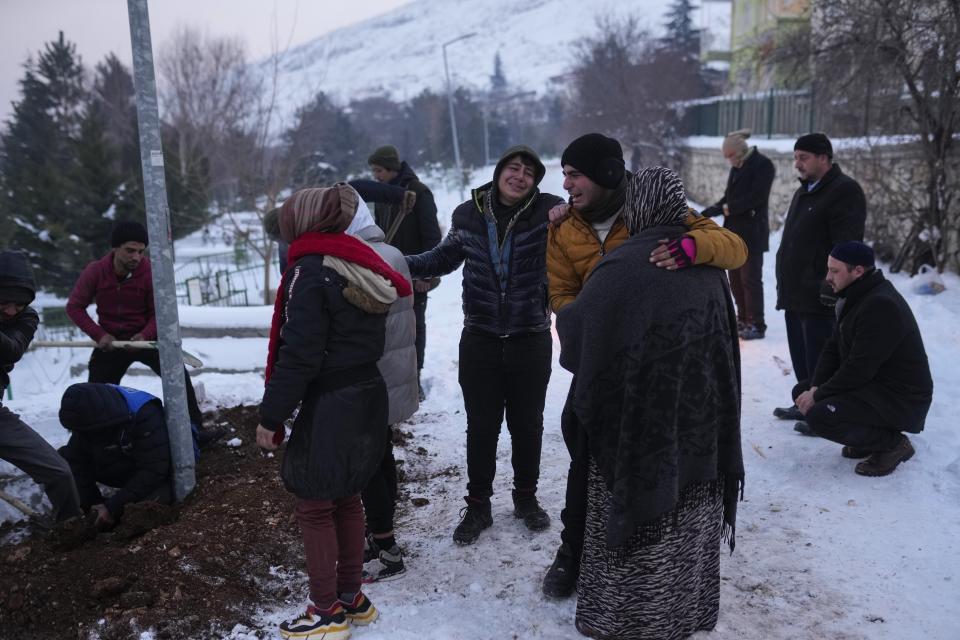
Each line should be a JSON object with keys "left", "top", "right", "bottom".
{"left": 1, "top": 250, "right": 82, "bottom": 523}
{"left": 702, "top": 129, "right": 775, "bottom": 340}
{"left": 407, "top": 145, "right": 562, "bottom": 545}
{"left": 793, "top": 242, "right": 932, "bottom": 476}
{"left": 58, "top": 383, "right": 173, "bottom": 528}
{"left": 774, "top": 133, "right": 866, "bottom": 420}
{"left": 368, "top": 145, "right": 443, "bottom": 387}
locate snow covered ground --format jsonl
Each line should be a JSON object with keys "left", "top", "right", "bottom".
{"left": 3, "top": 162, "right": 959, "bottom": 639}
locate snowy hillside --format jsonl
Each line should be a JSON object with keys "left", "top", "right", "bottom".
{"left": 264, "top": 0, "right": 731, "bottom": 123}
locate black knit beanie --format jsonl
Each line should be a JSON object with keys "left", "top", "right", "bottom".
{"left": 561, "top": 133, "right": 625, "bottom": 189}
{"left": 367, "top": 145, "right": 402, "bottom": 172}
{"left": 830, "top": 241, "right": 875, "bottom": 267}
{"left": 794, "top": 133, "right": 833, "bottom": 158}
{"left": 110, "top": 221, "right": 149, "bottom": 248}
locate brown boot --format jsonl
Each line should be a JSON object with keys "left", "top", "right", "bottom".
{"left": 841, "top": 445, "right": 873, "bottom": 459}
{"left": 855, "top": 436, "right": 914, "bottom": 476}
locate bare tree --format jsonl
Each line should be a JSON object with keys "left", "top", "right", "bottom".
{"left": 772, "top": 0, "right": 960, "bottom": 272}
{"left": 566, "top": 15, "right": 707, "bottom": 169}
{"left": 159, "top": 26, "right": 262, "bottom": 206}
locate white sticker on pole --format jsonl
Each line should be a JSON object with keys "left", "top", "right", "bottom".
{"left": 150, "top": 149, "right": 164, "bottom": 167}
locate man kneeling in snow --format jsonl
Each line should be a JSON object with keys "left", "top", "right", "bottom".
{"left": 793, "top": 242, "right": 933, "bottom": 476}
{"left": 58, "top": 383, "right": 172, "bottom": 528}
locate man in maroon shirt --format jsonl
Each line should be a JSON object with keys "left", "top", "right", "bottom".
{"left": 66, "top": 222, "right": 203, "bottom": 428}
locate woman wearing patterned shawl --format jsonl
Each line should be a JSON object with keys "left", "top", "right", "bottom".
{"left": 556, "top": 167, "right": 744, "bottom": 640}
{"left": 256, "top": 184, "right": 412, "bottom": 640}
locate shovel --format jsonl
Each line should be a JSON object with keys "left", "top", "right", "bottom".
{"left": 30, "top": 340, "right": 204, "bottom": 368}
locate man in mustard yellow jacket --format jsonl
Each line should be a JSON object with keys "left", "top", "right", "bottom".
{"left": 542, "top": 133, "right": 747, "bottom": 598}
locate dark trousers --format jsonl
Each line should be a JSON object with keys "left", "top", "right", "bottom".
{"left": 792, "top": 382, "right": 902, "bottom": 451}
{"left": 728, "top": 251, "right": 765, "bottom": 330}
{"left": 784, "top": 311, "right": 835, "bottom": 383}
{"left": 361, "top": 422, "right": 397, "bottom": 536}
{"left": 296, "top": 494, "right": 365, "bottom": 608}
{"left": 88, "top": 347, "right": 202, "bottom": 426}
{"left": 458, "top": 329, "right": 552, "bottom": 500}
{"left": 414, "top": 292, "right": 428, "bottom": 371}
{"left": 0, "top": 404, "right": 81, "bottom": 522}
{"left": 559, "top": 377, "right": 589, "bottom": 559}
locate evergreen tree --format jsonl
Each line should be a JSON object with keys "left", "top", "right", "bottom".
{"left": 663, "top": 0, "right": 701, "bottom": 57}
{"left": 490, "top": 52, "right": 508, "bottom": 93}
{"left": 0, "top": 32, "right": 88, "bottom": 293}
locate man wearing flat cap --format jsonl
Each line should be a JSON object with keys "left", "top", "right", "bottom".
{"left": 773, "top": 133, "right": 866, "bottom": 421}
{"left": 792, "top": 242, "right": 932, "bottom": 476}
{"left": 66, "top": 221, "right": 204, "bottom": 431}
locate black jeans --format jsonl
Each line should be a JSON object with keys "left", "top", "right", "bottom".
{"left": 792, "top": 381, "right": 902, "bottom": 451}
{"left": 361, "top": 422, "right": 398, "bottom": 535}
{"left": 458, "top": 329, "right": 552, "bottom": 500}
{"left": 729, "top": 251, "right": 765, "bottom": 330}
{"left": 414, "top": 292, "right": 428, "bottom": 372}
{"left": 784, "top": 311, "right": 835, "bottom": 383}
{"left": 88, "top": 348, "right": 203, "bottom": 426}
{"left": 559, "top": 377, "right": 588, "bottom": 559}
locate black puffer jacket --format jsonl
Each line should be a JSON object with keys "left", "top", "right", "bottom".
{"left": 0, "top": 251, "right": 39, "bottom": 395}
{"left": 406, "top": 151, "right": 564, "bottom": 337}
{"left": 812, "top": 269, "right": 932, "bottom": 432}
{"left": 58, "top": 383, "right": 172, "bottom": 519}
{"left": 259, "top": 255, "right": 388, "bottom": 500}
{"left": 776, "top": 163, "right": 866, "bottom": 314}
{"left": 702, "top": 148, "right": 776, "bottom": 253}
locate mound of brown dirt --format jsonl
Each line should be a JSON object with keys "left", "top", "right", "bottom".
{"left": 0, "top": 405, "right": 302, "bottom": 640}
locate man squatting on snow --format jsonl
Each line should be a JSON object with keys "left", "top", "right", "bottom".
{"left": 792, "top": 241, "right": 932, "bottom": 477}
{"left": 0, "top": 250, "right": 82, "bottom": 523}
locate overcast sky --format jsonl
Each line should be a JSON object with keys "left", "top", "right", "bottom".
{"left": 0, "top": 0, "right": 410, "bottom": 123}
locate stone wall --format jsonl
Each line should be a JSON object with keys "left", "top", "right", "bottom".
{"left": 679, "top": 138, "right": 958, "bottom": 267}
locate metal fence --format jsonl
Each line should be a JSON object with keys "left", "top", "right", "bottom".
{"left": 174, "top": 244, "right": 279, "bottom": 306}
{"left": 677, "top": 89, "right": 816, "bottom": 137}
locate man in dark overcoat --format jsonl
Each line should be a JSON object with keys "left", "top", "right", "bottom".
{"left": 702, "top": 129, "right": 775, "bottom": 340}
{"left": 793, "top": 242, "right": 932, "bottom": 476}
{"left": 774, "top": 133, "right": 866, "bottom": 420}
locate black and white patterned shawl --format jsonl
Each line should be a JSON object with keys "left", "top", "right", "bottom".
{"left": 623, "top": 167, "right": 690, "bottom": 236}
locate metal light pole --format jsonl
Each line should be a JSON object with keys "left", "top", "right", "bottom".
{"left": 126, "top": 0, "right": 196, "bottom": 501}
{"left": 442, "top": 33, "right": 476, "bottom": 200}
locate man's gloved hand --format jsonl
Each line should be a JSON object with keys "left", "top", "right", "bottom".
{"left": 700, "top": 205, "right": 723, "bottom": 218}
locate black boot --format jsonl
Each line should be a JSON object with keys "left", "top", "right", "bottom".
{"left": 512, "top": 490, "right": 550, "bottom": 531}
{"left": 773, "top": 405, "right": 804, "bottom": 420}
{"left": 542, "top": 543, "right": 579, "bottom": 598}
{"left": 453, "top": 497, "right": 492, "bottom": 545}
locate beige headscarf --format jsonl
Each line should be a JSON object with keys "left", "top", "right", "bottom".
{"left": 278, "top": 183, "right": 360, "bottom": 244}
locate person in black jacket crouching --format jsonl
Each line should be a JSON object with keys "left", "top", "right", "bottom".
{"left": 792, "top": 242, "right": 933, "bottom": 476}
{"left": 58, "top": 383, "right": 172, "bottom": 528}
{"left": 406, "top": 146, "right": 563, "bottom": 545}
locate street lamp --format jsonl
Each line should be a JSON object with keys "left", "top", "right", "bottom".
{"left": 442, "top": 32, "right": 476, "bottom": 200}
